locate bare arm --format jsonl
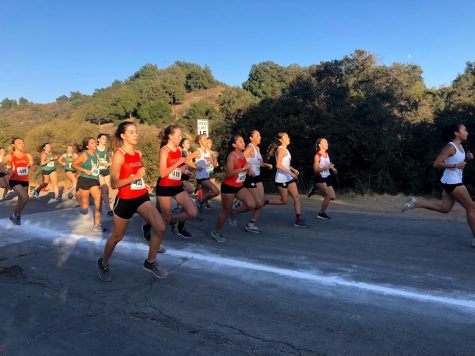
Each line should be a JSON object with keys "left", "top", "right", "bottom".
{"left": 72, "top": 153, "right": 89, "bottom": 175}
{"left": 433, "top": 144, "right": 465, "bottom": 169}
{"left": 159, "top": 148, "right": 186, "bottom": 178}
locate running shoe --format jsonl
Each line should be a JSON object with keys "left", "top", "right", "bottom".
{"left": 33, "top": 190, "right": 40, "bottom": 199}
{"left": 211, "top": 230, "right": 226, "bottom": 243}
{"left": 245, "top": 222, "right": 262, "bottom": 234}
{"left": 56, "top": 196, "right": 62, "bottom": 203}
{"left": 93, "top": 224, "right": 106, "bottom": 232}
{"left": 78, "top": 207, "right": 88, "bottom": 215}
{"left": 228, "top": 212, "right": 237, "bottom": 227}
{"left": 67, "top": 191, "right": 74, "bottom": 199}
{"left": 293, "top": 218, "right": 309, "bottom": 228}
{"left": 9, "top": 215, "right": 21, "bottom": 226}
{"left": 178, "top": 226, "right": 192, "bottom": 238}
{"left": 307, "top": 185, "right": 317, "bottom": 198}
{"left": 158, "top": 245, "right": 167, "bottom": 253}
{"left": 107, "top": 210, "right": 113, "bottom": 217}
{"left": 143, "top": 260, "right": 168, "bottom": 278}
{"left": 317, "top": 212, "right": 331, "bottom": 220}
{"left": 204, "top": 202, "right": 212, "bottom": 210}
{"left": 170, "top": 223, "right": 185, "bottom": 239}
{"left": 401, "top": 197, "right": 417, "bottom": 212}
{"left": 97, "top": 257, "right": 111, "bottom": 282}
{"left": 195, "top": 198, "right": 203, "bottom": 212}
{"left": 142, "top": 224, "right": 152, "bottom": 241}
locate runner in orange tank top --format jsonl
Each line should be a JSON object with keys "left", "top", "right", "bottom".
{"left": 210, "top": 134, "right": 257, "bottom": 243}
{"left": 97, "top": 121, "right": 168, "bottom": 282}
{"left": 0, "top": 138, "right": 34, "bottom": 225}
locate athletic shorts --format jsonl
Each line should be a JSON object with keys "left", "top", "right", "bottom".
{"left": 209, "top": 172, "right": 215, "bottom": 179}
{"left": 77, "top": 176, "right": 100, "bottom": 191}
{"left": 196, "top": 178, "right": 210, "bottom": 185}
{"left": 9, "top": 180, "right": 28, "bottom": 189}
{"left": 182, "top": 173, "right": 190, "bottom": 181}
{"left": 274, "top": 179, "right": 296, "bottom": 189}
{"left": 41, "top": 170, "right": 55, "bottom": 176}
{"left": 221, "top": 183, "right": 242, "bottom": 194}
{"left": 0, "top": 172, "right": 6, "bottom": 178}
{"left": 156, "top": 185, "right": 184, "bottom": 197}
{"left": 314, "top": 175, "right": 333, "bottom": 187}
{"left": 442, "top": 183, "right": 463, "bottom": 194}
{"left": 99, "top": 169, "right": 110, "bottom": 177}
{"left": 113, "top": 193, "right": 150, "bottom": 220}
{"left": 244, "top": 175, "right": 262, "bottom": 188}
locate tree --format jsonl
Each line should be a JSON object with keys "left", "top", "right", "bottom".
{"left": 56, "top": 95, "right": 69, "bottom": 104}
{"left": 18, "top": 97, "right": 29, "bottom": 106}
{"left": 137, "top": 97, "right": 171, "bottom": 126}
{"left": 0, "top": 98, "right": 17, "bottom": 110}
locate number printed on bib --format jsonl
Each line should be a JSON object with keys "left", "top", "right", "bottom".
{"left": 17, "top": 167, "right": 28, "bottom": 176}
{"left": 91, "top": 167, "right": 100, "bottom": 176}
{"left": 169, "top": 168, "right": 182, "bottom": 180}
{"left": 131, "top": 178, "right": 145, "bottom": 190}
{"left": 47, "top": 161, "right": 55, "bottom": 167}
{"left": 236, "top": 172, "right": 247, "bottom": 183}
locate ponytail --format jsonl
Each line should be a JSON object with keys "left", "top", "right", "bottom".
{"left": 267, "top": 132, "right": 287, "bottom": 159}
{"left": 159, "top": 125, "right": 181, "bottom": 148}
{"left": 112, "top": 121, "right": 135, "bottom": 151}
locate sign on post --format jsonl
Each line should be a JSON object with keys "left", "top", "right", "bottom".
{"left": 197, "top": 119, "right": 209, "bottom": 136}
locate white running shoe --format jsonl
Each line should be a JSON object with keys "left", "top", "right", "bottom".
{"left": 401, "top": 197, "right": 417, "bottom": 213}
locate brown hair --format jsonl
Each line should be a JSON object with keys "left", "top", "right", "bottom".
{"left": 112, "top": 121, "right": 136, "bottom": 151}
{"left": 159, "top": 125, "right": 181, "bottom": 148}
{"left": 267, "top": 132, "right": 287, "bottom": 159}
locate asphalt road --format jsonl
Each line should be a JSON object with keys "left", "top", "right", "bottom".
{"left": 1, "top": 196, "right": 475, "bottom": 355}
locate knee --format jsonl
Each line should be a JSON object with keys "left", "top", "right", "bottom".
{"left": 281, "top": 198, "right": 288, "bottom": 205}
{"left": 255, "top": 199, "right": 265, "bottom": 209}
{"left": 441, "top": 207, "right": 451, "bottom": 214}
{"left": 153, "top": 222, "right": 167, "bottom": 235}
{"left": 246, "top": 201, "right": 256, "bottom": 211}
{"left": 109, "top": 233, "right": 124, "bottom": 243}
{"left": 211, "top": 188, "right": 220, "bottom": 197}
{"left": 188, "top": 206, "right": 199, "bottom": 220}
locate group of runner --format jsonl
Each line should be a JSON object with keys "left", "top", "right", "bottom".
{"left": 0, "top": 134, "right": 114, "bottom": 229}
{"left": 2, "top": 121, "right": 474, "bottom": 281}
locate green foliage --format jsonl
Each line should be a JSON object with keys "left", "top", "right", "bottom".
{"left": 174, "top": 61, "right": 218, "bottom": 92}
{"left": 18, "top": 97, "right": 29, "bottom": 106}
{"left": 137, "top": 97, "right": 171, "bottom": 126}
{"left": 1, "top": 98, "right": 17, "bottom": 110}
{"left": 56, "top": 95, "right": 69, "bottom": 104}
{"left": 242, "top": 61, "right": 303, "bottom": 99}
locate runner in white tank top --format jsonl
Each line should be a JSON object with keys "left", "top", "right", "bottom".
{"left": 193, "top": 134, "right": 219, "bottom": 212}
{"left": 265, "top": 132, "right": 308, "bottom": 228}
{"left": 402, "top": 124, "right": 475, "bottom": 247}
{"left": 309, "top": 138, "right": 337, "bottom": 220}
{"left": 243, "top": 130, "right": 273, "bottom": 233}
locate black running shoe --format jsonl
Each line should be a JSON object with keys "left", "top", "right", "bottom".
{"left": 142, "top": 223, "right": 152, "bottom": 241}
{"left": 143, "top": 260, "right": 168, "bottom": 278}
{"left": 178, "top": 226, "right": 192, "bottom": 238}
{"left": 9, "top": 215, "right": 21, "bottom": 226}
{"left": 97, "top": 257, "right": 111, "bottom": 282}
{"left": 317, "top": 212, "right": 331, "bottom": 220}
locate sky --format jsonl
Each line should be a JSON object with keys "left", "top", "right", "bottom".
{"left": 1, "top": 0, "right": 474, "bottom": 103}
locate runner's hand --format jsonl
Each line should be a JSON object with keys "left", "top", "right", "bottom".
{"left": 136, "top": 167, "right": 146, "bottom": 179}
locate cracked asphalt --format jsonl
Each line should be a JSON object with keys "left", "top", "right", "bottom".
{"left": 1, "top": 196, "right": 475, "bottom": 355}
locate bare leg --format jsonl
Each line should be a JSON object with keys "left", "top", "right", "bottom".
{"left": 89, "top": 186, "right": 102, "bottom": 225}
{"left": 450, "top": 186, "right": 475, "bottom": 236}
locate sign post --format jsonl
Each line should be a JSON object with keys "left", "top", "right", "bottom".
{"left": 197, "top": 119, "right": 209, "bottom": 136}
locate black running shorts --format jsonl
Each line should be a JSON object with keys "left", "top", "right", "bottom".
{"left": 113, "top": 193, "right": 150, "bottom": 220}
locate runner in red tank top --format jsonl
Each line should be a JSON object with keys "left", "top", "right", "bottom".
{"left": 156, "top": 125, "right": 199, "bottom": 238}
{"left": 211, "top": 134, "right": 257, "bottom": 243}
{"left": 98, "top": 121, "right": 168, "bottom": 282}
{"left": 0, "top": 138, "right": 34, "bottom": 225}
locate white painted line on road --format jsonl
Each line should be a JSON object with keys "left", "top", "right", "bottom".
{"left": 2, "top": 217, "right": 475, "bottom": 311}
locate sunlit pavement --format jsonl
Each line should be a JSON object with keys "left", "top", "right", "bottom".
{"left": 1, "top": 200, "right": 475, "bottom": 355}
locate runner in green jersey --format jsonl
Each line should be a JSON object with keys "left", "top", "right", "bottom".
{"left": 97, "top": 133, "right": 113, "bottom": 216}
{"left": 58, "top": 145, "right": 78, "bottom": 199}
{"left": 33, "top": 143, "right": 61, "bottom": 202}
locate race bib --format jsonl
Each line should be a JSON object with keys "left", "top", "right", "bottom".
{"left": 206, "top": 161, "right": 214, "bottom": 173}
{"left": 99, "top": 158, "right": 107, "bottom": 170}
{"left": 47, "top": 161, "right": 55, "bottom": 168}
{"left": 236, "top": 172, "right": 247, "bottom": 183}
{"left": 321, "top": 170, "right": 330, "bottom": 178}
{"left": 131, "top": 178, "right": 145, "bottom": 190}
{"left": 17, "top": 167, "right": 28, "bottom": 176}
{"left": 91, "top": 166, "right": 100, "bottom": 176}
{"left": 169, "top": 168, "right": 182, "bottom": 180}
{"left": 68, "top": 163, "right": 72, "bottom": 169}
